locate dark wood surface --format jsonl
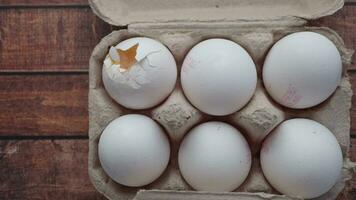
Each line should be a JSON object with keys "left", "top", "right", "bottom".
{"left": 0, "top": 7, "right": 111, "bottom": 72}
{"left": 0, "top": 1, "right": 355, "bottom": 199}
{"left": 0, "top": 74, "right": 88, "bottom": 136}
{"left": 0, "top": 140, "right": 104, "bottom": 199}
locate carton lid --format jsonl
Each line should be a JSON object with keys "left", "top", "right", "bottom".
{"left": 89, "top": 0, "right": 344, "bottom": 26}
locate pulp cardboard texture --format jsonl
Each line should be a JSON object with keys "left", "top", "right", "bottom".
{"left": 89, "top": 0, "right": 344, "bottom": 26}
{"left": 88, "top": 0, "right": 355, "bottom": 199}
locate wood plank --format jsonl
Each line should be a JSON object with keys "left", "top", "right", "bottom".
{"left": 350, "top": 73, "right": 356, "bottom": 136}
{"left": 0, "top": 71, "right": 354, "bottom": 137}
{"left": 0, "top": 74, "right": 88, "bottom": 136}
{"left": 347, "top": 138, "right": 356, "bottom": 200}
{"left": 0, "top": 5, "right": 352, "bottom": 73}
{"left": 0, "top": 8, "right": 111, "bottom": 72}
{"left": 310, "top": 5, "right": 356, "bottom": 70}
{"left": 0, "top": 139, "right": 105, "bottom": 199}
{"left": 0, "top": 139, "right": 353, "bottom": 200}
{"left": 0, "top": 0, "right": 88, "bottom": 6}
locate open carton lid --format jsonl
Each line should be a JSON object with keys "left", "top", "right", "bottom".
{"left": 89, "top": 0, "right": 344, "bottom": 26}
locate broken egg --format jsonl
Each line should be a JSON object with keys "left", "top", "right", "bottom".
{"left": 263, "top": 32, "right": 342, "bottom": 109}
{"left": 178, "top": 121, "right": 252, "bottom": 192}
{"left": 102, "top": 37, "right": 177, "bottom": 109}
{"left": 260, "top": 118, "right": 343, "bottom": 199}
{"left": 181, "top": 39, "right": 257, "bottom": 116}
{"left": 98, "top": 114, "right": 170, "bottom": 187}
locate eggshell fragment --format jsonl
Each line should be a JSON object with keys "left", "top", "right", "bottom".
{"left": 260, "top": 118, "right": 343, "bottom": 199}
{"left": 103, "top": 37, "right": 177, "bottom": 109}
{"left": 98, "top": 114, "right": 170, "bottom": 187}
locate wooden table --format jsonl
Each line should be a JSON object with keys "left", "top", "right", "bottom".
{"left": 0, "top": 1, "right": 355, "bottom": 199}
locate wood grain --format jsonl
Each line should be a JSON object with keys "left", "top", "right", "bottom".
{"left": 0, "top": 8, "right": 111, "bottom": 72}
{"left": 347, "top": 138, "right": 356, "bottom": 200}
{"left": 0, "top": 139, "right": 105, "bottom": 199}
{"left": 0, "top": 3, "right": 352, "bottom": 73}
{"left": 0, "top": 0, "right": 88, "bottom": 6}
{"left": 1, "top": 72, "right": 355, "bottom": 137}
{"left": 0, "top": 140, "right": 353, "bottom": 199}
{"left": 0, "top": 74, "right": 88, "bottom": 136}
{"left": 350, "top": 73, "right": 356, "bottom": 136}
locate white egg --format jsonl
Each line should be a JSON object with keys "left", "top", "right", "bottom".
{"left": 260, "top": 118, "right": 343, "bottom": 199}
{"left": 98, "top": 114, "right": 170, "bottom": 187}
{"left": 102, "top": 37, "right": 177, "bottom": 109}
{"left": 181, "top": 39, "right": 257, "bottom": 116}
{"left": 263, "top": 32, "right": 342, "bottom": 109}
{"left": 178, "top": 121, "right": 252, "bottom": 192}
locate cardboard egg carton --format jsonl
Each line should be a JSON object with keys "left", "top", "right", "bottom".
{"left": 88, "top": 0, "right": 355, "bottom": 199}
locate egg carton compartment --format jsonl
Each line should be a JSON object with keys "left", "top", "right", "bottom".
{"left": 88, "top": 27, "right": 354, "bottom": 200}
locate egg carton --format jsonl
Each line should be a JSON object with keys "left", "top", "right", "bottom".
{"left": 88, "top": 0, "right": 355, "bottom": 199}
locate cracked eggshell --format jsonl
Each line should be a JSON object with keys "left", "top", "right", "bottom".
{"left": 98, "top": 114, "right": 170, "bottom": 187}
{"left": 103, "top": 37, "right": 177, "bottom": 109}
{"left": 261, "top": 118, "right": 343, "bottom": 199}
{"left": 181, "top": 38, "right": 257, "bottom": 116}
{"left": 263, "top": 32, "right": 342, "bottom": 109}
{"left": 178, "top": 122, "right": 252, "bottom": 192}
